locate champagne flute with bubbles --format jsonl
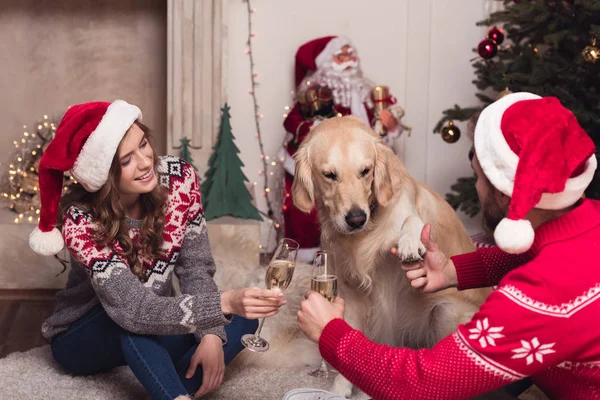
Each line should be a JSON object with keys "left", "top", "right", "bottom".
{"left": 241, "top": 238, "right": 299, "bottom": 352}
{"left": 309, "top": 250, "right": 339, "bottom": 378}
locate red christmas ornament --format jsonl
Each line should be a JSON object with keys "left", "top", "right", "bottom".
{"left": 478, "top": 39, "right": 498, "bottom": 59}
{"left": 487, "top": 27, "right": 505, "bottom": 45}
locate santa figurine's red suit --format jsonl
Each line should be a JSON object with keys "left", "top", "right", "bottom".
{"left": 280, "top": 36, "right": 410, "bottom": 262}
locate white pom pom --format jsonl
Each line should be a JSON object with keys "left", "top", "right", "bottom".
{"left": 29, "top": 227, "right": 64, "bottom": 256}
{"left": 494, "top": 218, "right": 534, "bottom": 254}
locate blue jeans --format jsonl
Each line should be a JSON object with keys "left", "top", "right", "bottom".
{"left": 51, "top": 305, "right": 257, "bottom": 400}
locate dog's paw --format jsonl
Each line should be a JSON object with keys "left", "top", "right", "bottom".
{"left": 395, "top": 234, "right": 426, "bottom": 264}
{"left": 331, "top": 375, "right": 353, "bottom": 398}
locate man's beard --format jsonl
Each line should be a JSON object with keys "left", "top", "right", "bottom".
{"left": 302, "top": 61, "right": 374, "bottom": 109}
{"left": 481, "top": 198, "right": 507, "bottom": 234}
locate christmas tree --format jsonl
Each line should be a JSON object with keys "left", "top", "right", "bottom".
{"left": 200, "top": 104, "right": 263, "bottom": 221}
{"left": 179, "top": 137, "right": 198, "bottom": 171}
{"left": 435, "top": 0, "right": 600, "bottom": 216}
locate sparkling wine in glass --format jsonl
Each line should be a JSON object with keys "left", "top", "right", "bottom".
{"left": 309, "top": 250, "right": 339, "bottom": 378}
{"left": 241, "top": 238, "right": 299, "bottom": 352}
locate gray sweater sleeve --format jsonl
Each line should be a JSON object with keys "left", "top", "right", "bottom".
{"left": 61, "top": 211, "right": 230, "bottom": 336}
{"left": 175, "top": 220, "right": 229, "bottom": 344}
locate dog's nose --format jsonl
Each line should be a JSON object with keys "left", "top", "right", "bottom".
{"left": 345, "top": 209, "right": 367, "bottom": 229}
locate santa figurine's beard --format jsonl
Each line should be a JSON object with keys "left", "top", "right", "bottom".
{"left": 300, "top": 60, "right": 374, "bottom": 109}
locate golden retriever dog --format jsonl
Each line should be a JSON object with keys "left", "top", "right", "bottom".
{"left": 291, "top": 116, "right": 490, "bottom": 397}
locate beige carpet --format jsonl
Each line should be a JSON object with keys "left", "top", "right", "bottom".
{"left": 0, "top": 344, "right": 550, "bottom": 400}
{"left": 0, "top": 246, "right": 549, "bottom": 399}
{"left": 0, "top": 345, "right": 353, "bottom": 400}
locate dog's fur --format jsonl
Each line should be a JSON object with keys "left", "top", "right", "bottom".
{"left": 290, "top": 116, "right": 490, "bottom": 396}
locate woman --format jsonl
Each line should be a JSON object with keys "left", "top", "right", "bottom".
{"left": 29, "top": 100, "right": 284, "bottom": 400}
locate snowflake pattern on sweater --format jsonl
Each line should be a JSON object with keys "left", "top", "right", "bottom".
{"left": 42, "top": 156, "right": 229, "bottom": 342}
{"left": 319, "top": 199, "right": 600, "bottom": 400}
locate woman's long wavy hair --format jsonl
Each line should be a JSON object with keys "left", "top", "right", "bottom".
{"left": 56, "top": 122, "right": 168, "bottom": 281}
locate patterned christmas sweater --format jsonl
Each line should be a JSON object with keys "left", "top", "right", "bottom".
{"left": 42, "top": 156, "right": 230, "bottom": 343}
{"left": 320, "top": 199, "right": 600, "bottom": 400}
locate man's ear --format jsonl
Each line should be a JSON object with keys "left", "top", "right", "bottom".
{"left": 291, "top": 145, "right": 315, "bottom": 213}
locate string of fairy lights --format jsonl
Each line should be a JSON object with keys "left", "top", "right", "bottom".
{"left": 1, "top": 115, "right": 74, "bottom": 225}
{"left": 243, "top": 0, "right": 295, "bottom": 251}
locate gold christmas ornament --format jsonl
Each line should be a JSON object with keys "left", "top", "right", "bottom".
{"left": 496, "top": 87, "right": 513, "bottom": 100}
{"left": 441, "top": 121, "right": 461, "bottom": 143}
{"left": 582, "top": 38, "right": 599, "bottom": 63}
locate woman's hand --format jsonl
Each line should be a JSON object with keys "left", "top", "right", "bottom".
{"left": 186, "top": 334, "right": 224, "bottom": 398}
{"left": 221, "top": 287, "right": 287, "bottom": 319}
{"left": 297, "top": 292, "right": 345, "bottom": 343}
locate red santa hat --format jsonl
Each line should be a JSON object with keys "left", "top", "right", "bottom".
{"left": 294, "top": 36, "right": 353, "bottom": 88}
{"left": 29, "top": 100, "right": 142, "bottom": 256}
{"left": 474, "top": 92, "right": 597, "bottom": 254}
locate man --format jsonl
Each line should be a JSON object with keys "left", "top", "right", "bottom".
{"left": 295, "top": 92, "right": 600, "bottom": 399}
{"left": 281, "top": 36, "right": 408, "bottom": 262}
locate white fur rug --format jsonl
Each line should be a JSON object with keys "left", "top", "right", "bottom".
{"left": 0, "top": 255, "right": 547, "bottom": 400}
{"left": 0, "top": 256, "right": 364, "bottom": 400}
{"left": 0, "top": 345, "right": 357, "bottom": 400}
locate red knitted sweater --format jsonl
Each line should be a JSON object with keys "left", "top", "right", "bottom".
{"left": 319, "top": 199, "right": 600, "bottom": 400}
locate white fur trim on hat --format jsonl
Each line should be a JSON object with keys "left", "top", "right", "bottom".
{"left": 474, "top": 92, "right": 541, "bottom": 198}
{"left": 71, "top": 100, "right": 142, "bottom": 192}
{"left": 474, "top": 92, "right": 595, "bottom": 210}
{"left": 537, "top": 154, "right": 597, "bottom": 210}
{"left": 29, "top": 226, "right": 64, "bottom": 256}
{"left": 315, "top": 37, "right": 353, "bottom": 69}
{"left": 494, "top": 218, "right": 535, "bottom": 254}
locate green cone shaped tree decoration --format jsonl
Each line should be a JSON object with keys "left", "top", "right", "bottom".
{"left": 179, "top": 137, "right": 198, "bottom": 171}
{"left": 200, "top": 104, "right": 263, "bottom": 221}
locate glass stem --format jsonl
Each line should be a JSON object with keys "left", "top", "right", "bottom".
{"left": 254, "top": 317, "right": 266, "bottom": 338}
{"left": 320, "top": 358, "right": 328, "bottom": 371}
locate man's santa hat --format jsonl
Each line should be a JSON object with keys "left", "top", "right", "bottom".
{"left": 474, "top": 92, "right": 597, "bottom": 254}
{"left": 294, "top": 36, "right": 353, "bottom": 88}
{"left": 29, "top": 100, "right": 142, "bottom": 256}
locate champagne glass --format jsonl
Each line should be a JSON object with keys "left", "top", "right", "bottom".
{"left": 308, "top": 250, "right": 338, "bottom": 378}
{"left": 241, "top": 238, "right": 299, "bottom": 352}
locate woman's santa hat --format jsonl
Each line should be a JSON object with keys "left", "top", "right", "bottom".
{"left": 29, "top": 100, "right": 142, "bottom": 256}
{"left": 294, "top": 36, "right": 353, "bottom": 88}
{"left": 475, "top": 92, "right": 597, "bottom": 254}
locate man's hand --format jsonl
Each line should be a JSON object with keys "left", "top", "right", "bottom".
{"left": 298, "top": 292, "right": 345, "bottom": 343}
{"left": 186, "top": 334, "right": 224, "bottom": 398}
{"left": 380, "top": 110, "right": 399, "bottom": 132}
{"left": 392, "top": 224, "right": 458, "bottom": 292}
{"left": 221, "top": 287, "right": 287, "bottom": 319}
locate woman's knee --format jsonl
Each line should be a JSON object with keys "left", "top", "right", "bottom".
{"left": 51, "top": 338, "right": 95, "bottom": 376}
{"left": 235, "top": 315, "right": 259, "bottom": 333}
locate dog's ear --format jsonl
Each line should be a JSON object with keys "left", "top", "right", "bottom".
{"left": 291, "top": 145, "right": 315, "bottom": 213}
{"left": 373, "top": 141, "right": 394, "bottom": 206}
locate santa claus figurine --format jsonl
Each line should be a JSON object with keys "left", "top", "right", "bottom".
{"left": 280, "top": 35, "right": 410, "bottom": 262}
